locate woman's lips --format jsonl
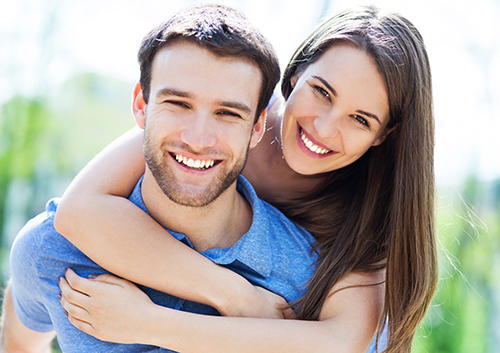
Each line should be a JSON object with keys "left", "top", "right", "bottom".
{"left": 297, "top": 125, "right": 335, "bottom": 158}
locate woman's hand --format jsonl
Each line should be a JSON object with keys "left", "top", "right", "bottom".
{"left": 221, "top": 284, "right": 296, "bottom": 319}
{"left": 59, "top": 268, "right": 295, "bottom": 345}
{"left": 58, "top": 269, "right": 155, "bottom": 344}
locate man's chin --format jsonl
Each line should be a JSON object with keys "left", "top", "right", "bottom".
{"left": 163, "top": 185, "right": 223, "bottom": 208}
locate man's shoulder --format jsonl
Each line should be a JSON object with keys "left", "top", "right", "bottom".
{"left": 8, "top": 198, "right": 63, "bottom": 329}
{"left": 10, "top": 197, "right": 93, "bottom": 280}
{"left": 11, "top": 198, "right": 60, "bottom": 254}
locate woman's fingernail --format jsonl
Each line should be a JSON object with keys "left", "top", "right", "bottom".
{"left": 64, "top": 310, "right": 69, "bottom": 317}
{"left": 88, "top": 274, "right": 98, "bottom": 279}
{"left": 57, "top": 292, "right": 62, "bottom": 301}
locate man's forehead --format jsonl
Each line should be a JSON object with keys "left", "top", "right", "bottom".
{"left": 152, "top": 39, "right": 260, "bottom": 74}
{"left": 149, "top": 41, "right": 262, "bottom": 109}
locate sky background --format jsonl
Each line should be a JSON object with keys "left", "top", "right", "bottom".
{"left": 1, "top": 0, "right": 499, "bottom": 187}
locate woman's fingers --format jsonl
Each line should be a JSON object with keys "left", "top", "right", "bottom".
{"left": 89, "top": 272, "right": 130, "bottom": 287}
{"left": 59, "top": 277, "right": 93, "bottom": 325}
{"left": 64, "top": 268, "right": 98, "bottom": 295}
{"left": 64, "top": 313, "right": 95, "bottom": 336}
{"left": 58, "top": 269, "right": 154, "bottom": 344}
{"left": 59, "top": 293, "right": 96, "bottom": 337}
{"left": 66, "top": 267, "right": 132, "bottom": 289}
{"left": 59, "top": 276, "right": 90, "bottom": 308}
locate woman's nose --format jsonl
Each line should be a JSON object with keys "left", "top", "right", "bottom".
{"left": 314, "top": 109, "right": 341, "bottom": 140}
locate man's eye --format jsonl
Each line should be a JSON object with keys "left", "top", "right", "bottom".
{"left": 165, "top": 100, "right": 189, "bottom": 108}
{"left": 218, "top": 111, "right": 241, "bottom": 118}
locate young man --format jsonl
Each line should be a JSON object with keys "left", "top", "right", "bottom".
{"left": 1, "top": 5, "right": 317, "bottom": 352}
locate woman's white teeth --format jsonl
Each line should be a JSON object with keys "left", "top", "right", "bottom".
{"left": 175, "top": 154, "right": 215, "bottom": 169}
{"left": 300, "top": 130, "right": 331, "bottom": 154}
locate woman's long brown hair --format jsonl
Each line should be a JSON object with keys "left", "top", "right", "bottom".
{"left": 274, "top": 6, "right": 438, "bottom": 352}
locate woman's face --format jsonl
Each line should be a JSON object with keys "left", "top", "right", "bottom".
{"left": 281, "top": 42, "right": 393, "bottom": 175}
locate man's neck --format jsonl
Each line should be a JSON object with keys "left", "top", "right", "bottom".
{"left": 140, "top": 170, "right": 253, "bottom": 252}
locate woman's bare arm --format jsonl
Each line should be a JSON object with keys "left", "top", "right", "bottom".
{"left": 54, "top": 127, "right": 289, "bottom": 318}
{"left": 147, "top": 271, "right": 385, "bottom": 353}
{"left": 60, "top": 269, "right": 386, "bottom": 353}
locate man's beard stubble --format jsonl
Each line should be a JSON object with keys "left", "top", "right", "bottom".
{"left": 143, "top": 129, "right": 249, "bottom": 208}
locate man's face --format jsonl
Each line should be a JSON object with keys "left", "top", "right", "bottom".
{"left": 134, "top": 40, "right": 264, "bottom": 207}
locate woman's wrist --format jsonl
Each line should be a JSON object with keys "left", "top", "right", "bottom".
{"left": 207, "top": 267, "right": 254, "bottom": 317}
{"left": 141, "top": 303, "right": 172, "bottom": 346}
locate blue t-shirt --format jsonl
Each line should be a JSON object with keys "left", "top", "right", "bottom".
{"left": 9, "top": 175, "right": 318, "bottom": 352}
{"left": 10, "top": 175, "right": 386, "bottom": 352}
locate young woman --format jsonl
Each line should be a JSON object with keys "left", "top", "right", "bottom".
{"left": 56, "top": 6, "right": 437, "bottom": 353}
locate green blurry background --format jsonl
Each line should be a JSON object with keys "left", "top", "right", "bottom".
{"left": 1, "top": 0, "right": 499, "bottom": 352}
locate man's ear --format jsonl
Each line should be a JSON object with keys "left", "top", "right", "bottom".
{"left": 372, "top": 124, "right": 398, "bottom": 146}
{"left": 249, "top": 109, "right": 267, "bottom": 149}
{"left": 132, "top": 82, "right": 146, "bottom": 129}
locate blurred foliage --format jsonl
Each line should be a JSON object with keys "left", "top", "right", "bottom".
{"left": 0, "top": 71, "right": 133, "bottom": 352}
{"left": 0, "top": 72, "right": 134, "bottom": 274}
{"left": 0, "top": 96, "right": 50, "bottom": 239}
{"left": 413, "top": 177, "right": 500, "bottom": 352}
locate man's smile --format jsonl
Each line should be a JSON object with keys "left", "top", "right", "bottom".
{"left": 171, "top": 152, "right": 219, "bottom": 170}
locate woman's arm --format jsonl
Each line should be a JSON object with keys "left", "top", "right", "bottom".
{"left": 59, "top": 269, "right": 385, "bottom": 353}
{"left": 54, "top": 127, "right": 289, "bottom": 318}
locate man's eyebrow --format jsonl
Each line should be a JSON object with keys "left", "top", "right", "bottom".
{"left": 155, "top": 87, "right": 193, "bottom": 99}
{"left": 356, "top": 110, "right": 381, "bottom": 125}
{"left": 312, "top": 75, "right": 338, "bottom": 97}
{"left": 217, "top": 100, "right": 252, "bottom": 113}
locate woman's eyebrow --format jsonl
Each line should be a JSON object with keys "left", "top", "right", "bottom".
{"left": 356, "top": 110, "right": 381, "bottom": 125}
{"left": 312, "top": 75, "right": 337, "bottom": 97}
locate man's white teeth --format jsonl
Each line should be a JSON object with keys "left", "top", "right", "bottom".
{"left": 174, "top": 154, "right": 215, "bottom": 169}
{"left": 300, "top": 130, "right": 331, "bottom": 154}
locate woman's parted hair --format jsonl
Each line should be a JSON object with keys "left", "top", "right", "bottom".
{"left": 137, "top": 4, "right": 280, "bottom": 122}
{"left": 276, "top": 6, "right": 437, "bottom": 353}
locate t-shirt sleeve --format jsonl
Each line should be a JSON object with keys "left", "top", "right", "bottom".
{"left": 9, "top": 213, "right": 55, "bottom": 332}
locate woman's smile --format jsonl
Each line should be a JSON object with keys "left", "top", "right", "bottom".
{"left": 297, "top": 125, "right": 335, "bottom": 158}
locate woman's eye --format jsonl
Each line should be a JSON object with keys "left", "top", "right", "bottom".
{"left": 313, "top": 85, "right": 331, "bottom": 100}
{"left": 353, "top": 115, "right": 370, "bottom": 128}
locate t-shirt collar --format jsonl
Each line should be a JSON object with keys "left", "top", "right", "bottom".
{"left": 130, "top": 175, "right": 273, "bottom": 278}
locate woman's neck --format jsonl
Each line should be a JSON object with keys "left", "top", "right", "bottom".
{"left": 242, "top": 96, "right": 326, "bottom": 202}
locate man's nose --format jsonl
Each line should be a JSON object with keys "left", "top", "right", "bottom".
{"left": 179, "top": 112, "right": 217, "bottom": 151}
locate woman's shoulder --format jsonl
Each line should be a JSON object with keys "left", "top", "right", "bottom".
{"left": 338, "top": 268, "right": 386, "bottom": 290}
{"left": 341, "top": 260, "right": 387, "bottom": 288}
{"left": 318, "top": 266, "right": 386, "bottom": 323}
